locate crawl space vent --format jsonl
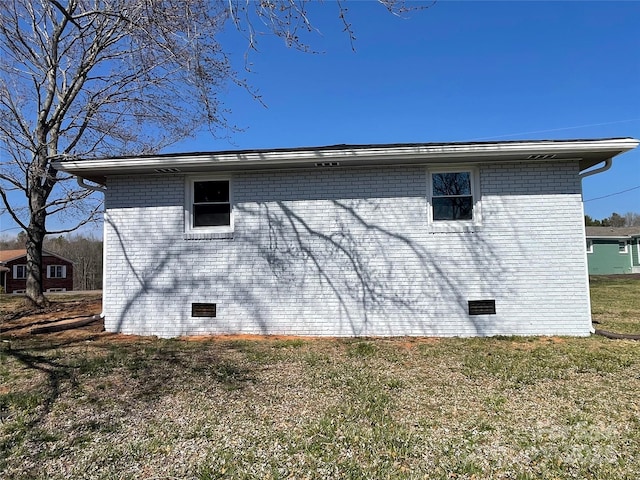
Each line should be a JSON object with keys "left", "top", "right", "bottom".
{"left": 468, "top": 300, "right": 496, "bottom": 316}
{"left": 192, "top": 303, "right": 216, "bottom": 317}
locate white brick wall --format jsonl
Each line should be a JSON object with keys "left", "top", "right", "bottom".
{"left": 103, "top": 161, "right": 591, "bottom": 337}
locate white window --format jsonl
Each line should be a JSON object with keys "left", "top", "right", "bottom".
{"left": 185, "top": 176, "right": 233, "bottom": 234}
{"left": 428, "top": 169, "right": 480, "bottom": 224}
{"left": 586, "top": 240, "right": 593, "bottom": 253}
{"left": 13, "top": 264, "right": 27, "bottom": 279}
{"left": 619, "top": 241, "right": 628, "bottom": 254}
{"left": 46, "top": 288, "right": 67, "bottom": 292}
{"left": 47, "top": 265, "right": 67, "bottom": 278}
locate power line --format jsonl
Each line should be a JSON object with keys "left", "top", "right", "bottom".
{"left": 467, "top": 118, "right": 640, "bottom": 141}
{"left": 584, "top": 185, "right": 640, "bottom": 202}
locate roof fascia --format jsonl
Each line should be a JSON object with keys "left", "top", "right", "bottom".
{"left": 586, "top": 235, "right": 632, "bottom": 240}
{"left": 52, "top": 138, "right": 639, "bottom": 179}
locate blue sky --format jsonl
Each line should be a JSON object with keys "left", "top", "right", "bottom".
{"left": 1, "top": 0, "right": 639, "bottom": 236}
{"left": 173, "top": 0, "right": 639, "bottom": 221}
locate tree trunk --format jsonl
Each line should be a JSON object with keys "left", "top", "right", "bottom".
{"left": 25, "top": 189, "right": 49, "bottom": 308}
{"left": 25, "top": 231, "right": 47, "bottom": 307}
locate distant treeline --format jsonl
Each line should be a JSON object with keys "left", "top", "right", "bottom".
{"left": 585, "top": 212, "right": 640, "bottom": 227}
{"left": 1, "top": 232, "right": 103, "bottom": 291}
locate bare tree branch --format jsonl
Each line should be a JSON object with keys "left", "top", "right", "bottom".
{"left": 0, "top": 0, "right": 424, "bottom": 305}
{"left": 0, "top": 186, "right": 28, "bottom": 231}
{"left": 47, "top": 0, "right": 81, "bottom": 28}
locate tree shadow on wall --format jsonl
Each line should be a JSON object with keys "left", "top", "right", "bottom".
{"left": 106, "top": 195, "right": 511, "bottom": 337}
{"left": 235, "top": 198, "right": 510, "bottom": 336}
{"left": 105, "top": 212, "right": 272, "bottom": 336}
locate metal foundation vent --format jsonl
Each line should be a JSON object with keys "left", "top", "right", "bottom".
{"left": 314, "top": 161, "right": 340, "bottom": 167}
{"left": 192, "top": 303, "right": 217, "bottom": 317}
{"left": 468, "top": 300, "right": 496, "bottom": 316}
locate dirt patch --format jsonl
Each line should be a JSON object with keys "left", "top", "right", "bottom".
{"left": 183, "top": 333, "right": 322, "bottom": 342}
{"left": 1, "top": 296, "right": 104, "bottom": 339}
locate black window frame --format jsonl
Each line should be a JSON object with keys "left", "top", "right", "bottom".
{"left": 187, "top": 177, "right": 233, "bottom": 233}
{"left": 430, "top": 170, "right": 475, "bottom": 222}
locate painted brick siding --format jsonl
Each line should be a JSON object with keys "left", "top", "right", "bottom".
{"left": 103, "top": 161, "right": 590, "bottom": 337}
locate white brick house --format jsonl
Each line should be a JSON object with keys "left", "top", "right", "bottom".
{"left": 55, "top": 138, "right": 639, "bottom": 338}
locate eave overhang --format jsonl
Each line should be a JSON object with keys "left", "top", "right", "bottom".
{"left": 52, "top": 137, "right": 640, "bottom": 186}
{"left": 586, "top": 235, "right": 636, "bottom": 240}
{"left": 586, "top": 233, "right": 640, "bottom": 240}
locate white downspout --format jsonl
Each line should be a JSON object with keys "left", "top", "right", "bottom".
{"left": 579, "top": 158, "right": 613, "bottom": 334}
{"left": 100, "top": 214, "right": 107, "bottom": 320}
{"left": 77, "top": 176, "right": 106, "bottom": 192}
{"left": 578, "top": 158, "right": 612, "bottom": 179}
{"left": 76, "top": 176, "right": 107, "bottom": 319}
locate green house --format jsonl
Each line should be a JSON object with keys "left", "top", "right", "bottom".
{"left": 586, "top": 227, "right": 640, "bottom": 275}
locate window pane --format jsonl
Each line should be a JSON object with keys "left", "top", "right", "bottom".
{"left": 432, "top": 172, "right": 471, "bottom": 196}
{"left": 194, "top": 181, "right": 229, "bottom": 203}
{"left": 194, "top": 204, "right": 231, "bottom": 227}
{"left": 433, "top": 197, "right": 473, "bottom": 221}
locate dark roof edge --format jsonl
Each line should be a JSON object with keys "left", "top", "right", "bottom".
{"left": 57, "top": 137, "right": 638, "bottom": 163}
{"left": 586, "top": 226, "right": 640, "bottom": 238}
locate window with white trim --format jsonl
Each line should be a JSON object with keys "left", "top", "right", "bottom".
{"left": 586, "top": 240, "right": 593, "bottom": 253}
{"left": 13, "top": 264, "right": 26, "bottom": 279}
{"left": 186, "top": 177, "right": 233, "bottom": 234}
{"left": 47, "top": 265, "right": 66, "bottom": 278}
{"left": 429, "top": 169, "right": 479, "bottom": 223}
{"left": 619, "top": 241, "right": 628, "bottom": 254}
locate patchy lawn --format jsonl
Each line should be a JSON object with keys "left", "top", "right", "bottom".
{"left": 0, "top": 278, "right": 639, "bottom": 479}
{"left": 590, "top": 275, "right": 640, "bottom": 334}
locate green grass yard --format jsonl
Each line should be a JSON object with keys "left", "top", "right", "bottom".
{"left": 0, "top": 277, "right": 639, "bottom": 479}
{"left": 590, "top": 275, "right": 640, "bottom": 334}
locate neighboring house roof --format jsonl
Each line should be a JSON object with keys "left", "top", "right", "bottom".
{"left": 0, "top": 249, "right": 74, "bottom": 265}
{"left": 52, "top": 137, "right": 640, "bottom": 185}
{"left": 0, "top": 249, "right": 29, "bottom": 263}
{"left": 586, "top": 227, "right": 640, "bottom": 239}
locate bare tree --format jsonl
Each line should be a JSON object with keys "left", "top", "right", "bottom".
{"left": 0, "top": 0, "right": 424, "bottom": 307}
{"left": 624, "top": 212, "right": 640, "bottom": 227}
